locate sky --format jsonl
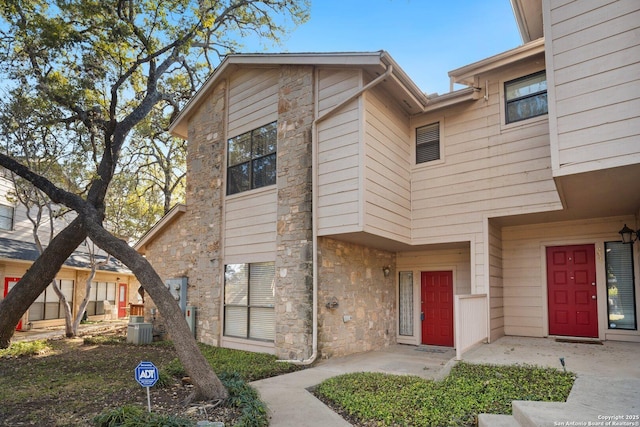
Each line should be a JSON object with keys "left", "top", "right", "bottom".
{"left": 243, "top": 0, "right": 524, "bottom": 95}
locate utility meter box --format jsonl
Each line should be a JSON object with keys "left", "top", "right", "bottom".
{"left": 164, "top": 277, "right": 188, "bottom": 313}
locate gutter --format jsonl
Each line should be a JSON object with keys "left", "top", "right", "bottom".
{"left": 280, "top": 62, "right": 394, "bottom": 365}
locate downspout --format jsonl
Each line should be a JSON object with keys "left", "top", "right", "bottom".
{"left": 281, "top": 63, "right": 394, "bottom": 365}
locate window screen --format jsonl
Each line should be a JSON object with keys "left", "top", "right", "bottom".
{"left": 605, "top": 241, "right": 637, "bottom": 330}
{"left": 0, "top": 204, "right": 14, "bottom": 230}
{"left": 227, "top": 122, "right": 277, "bottom": 195}
{"left": 505, "top": 71, "right": 548, "bottom": 124}
{"left": 416, "top": 123, "right": 440, "bottom": 164}
{"left": 224, "top": 262, "right": 275, "bottom": 342}
{"left": 399, "top": 271, "right": 414, "bottom": 336}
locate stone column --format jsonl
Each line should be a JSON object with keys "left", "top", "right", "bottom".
{"left": 274, "top": 65, "right": 315, "bottom": 360}
{"left": 183, "top": 79, "right": 227, "bottom": 346}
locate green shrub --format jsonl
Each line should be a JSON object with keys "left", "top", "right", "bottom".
{"left": 315, "top": 362, "right": 575, "bottom": 427}
{"left": 161, "top": 343, "right": 302, "bottom": 382}
{"left": 0, "top": 340, "right": 51, "bottom": 358}
{"left": 220, "top": 372, "right": 268, "bottom": 427}
{"left": 92, "top": 404, "right": 194, "bottom": 427}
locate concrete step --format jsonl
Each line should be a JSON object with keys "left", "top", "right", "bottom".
{"left": 478, "top": 413, "right": 520, "bottom": 427}
{"left": 511, "top": 375, "right": 640, "bottom": 427}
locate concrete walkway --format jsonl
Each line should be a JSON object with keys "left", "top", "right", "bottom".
{"left": 252, "top": 337, "right": 640, "bottom": 427}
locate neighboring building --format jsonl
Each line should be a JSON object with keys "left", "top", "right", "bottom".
{"left": 0, "top": 167, "right": 140, "bottom": 330}
{"left": 136, "top": 0, "right": 640, "bottom": 361}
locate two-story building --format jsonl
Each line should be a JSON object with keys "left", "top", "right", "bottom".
{"left": 0, "top": 167, "right": 140, "bottom": 330}
{"left": 136, "top": 0, "right": 640, "bottom": 361}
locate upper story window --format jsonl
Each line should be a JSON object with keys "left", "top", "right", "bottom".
{"left": 416, "top": 122, "right": 440, "bottom": 164}
{"left": 227, "top": 122, "right": 277, "bottom": 195}
{"left": 0, "top": 204, "right": 14, "bottom": 231}
{"left": 505, "top": 71, "right": 548, "bottom": 124}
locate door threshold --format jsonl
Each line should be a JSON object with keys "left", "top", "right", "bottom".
{"left": 554, "top": 338, "right": 603, "bottom": 345}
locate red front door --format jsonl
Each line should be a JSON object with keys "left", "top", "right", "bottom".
{"left": 547, "top": 244, "right": 598, "bottom": 338}
{"left": 4, "top": 277, "right": 23, "bottom": 330}
{"left": 118, "top": 284, "right": 127, "bottom": 318}
{"left": 421, "top": 271, "right": 454, "bottom": 347}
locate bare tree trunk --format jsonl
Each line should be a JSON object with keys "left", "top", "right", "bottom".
{"left": 0, "top": 218, "right": 86, "bottom": 348}
{"left": 50, "top": 280, "right": 74, "bottom": 337}
{"left": 84, "top": 219, "right": 228, "bottom": 402}
{"left": 72, "top": 268, "right": 96, "bottom": 336}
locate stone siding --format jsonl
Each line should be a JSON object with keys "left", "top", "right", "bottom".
{"left": 274, "top": 65, "right": 315, "bottom": 360}
{"left": 144, "top": 79, "right": 227, "bottom": 347}
{"left": 318, "top": 237, "right": 396, "bottom": 358}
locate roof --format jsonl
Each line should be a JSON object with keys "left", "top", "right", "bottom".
{"left": 169, "top": 51, "right": 429, "bottom": 139}
{"left": 510, "top": 0, "right": 544, "bottom": 43}
{"left": 0, "top": 236, "right": 131, "bottom": 273}
{"left": 448, "top": 38, "right": 545, "bottom": 87}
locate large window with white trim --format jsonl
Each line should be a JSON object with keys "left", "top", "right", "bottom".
{"left": 86, "top": 282, "right": 117, "bottom": 316}
{"left": 224, "top": 262, "right": 275, "bottom": 341}
{"left": 605, "top": 241, "right": 637, "bottom": 330}
{"left": 227, "top": 122, "right": 277, "bottom": 195}
{"left": 28, "top": 280, "right": 74, "bottom": 321}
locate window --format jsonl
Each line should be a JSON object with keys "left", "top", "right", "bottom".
{"left": 416, "top": 122, "right": 440, "bottom": 164}
{"left": 398, "top": 272, "right": 413, "bottom": 336}
{"left": 224, "top": 262, "right": 275, "bottom": 341}
{"left": 86, "top": 282, "right": 116, "bottom": 316}
{"left": 227, "top": 122, "right": 277, "bottom": 195}
{"left": 0, "top": 204, "right": 14, "bottom": 231}
{"left": 505, "top": 71, "right": 548, "bottom": 124}
{"left": 605, "top": 242, "right": 637, "bottom": 330}
{"left": 28, "top": 280, "right": 74, "bottom": 321}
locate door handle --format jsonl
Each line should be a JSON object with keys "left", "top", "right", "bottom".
{"left": 420, "top": 312, "right": 424, "bottom": 321}
{"left": 591, "top": 295, "right": 597, "bottom": 300}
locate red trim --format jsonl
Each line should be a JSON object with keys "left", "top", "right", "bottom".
{"left": 4, "top": 277, "right": 23, "bottom": 330}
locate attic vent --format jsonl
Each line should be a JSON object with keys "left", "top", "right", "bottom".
{"left": 416, "top": 122, "right": 440, "bottom": 164}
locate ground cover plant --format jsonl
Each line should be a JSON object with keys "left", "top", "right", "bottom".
{"left": 314, "top": 362, "right": 576, "bottom": 426}
{"left": 0, "top": 330, "right": 302, "bottom": 426}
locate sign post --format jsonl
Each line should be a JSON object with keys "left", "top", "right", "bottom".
{"left": 135, "top": 361, "right": 159, "bottom": 412}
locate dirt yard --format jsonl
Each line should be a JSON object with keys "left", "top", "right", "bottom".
{"left": 0, "top": 331, "right": 241, "bottom": 426}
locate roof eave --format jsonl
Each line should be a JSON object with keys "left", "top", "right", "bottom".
{"left": 448, "top": 38, "right": 545, "bottom": 88}
{"left": 134, "top": 204, "right": 187, "bottom": 254}
{"left": 169, "top": 51, "right": 429, "bottom": 138}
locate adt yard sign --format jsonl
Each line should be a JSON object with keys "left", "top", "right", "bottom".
{"left": 135, "top": 361, "right": 158, "bottom": 412}
{"left": 135, "top": 361, "right": 158, "bottom": 387}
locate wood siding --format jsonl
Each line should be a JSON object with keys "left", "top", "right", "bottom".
{"left": 545, "top": 0, "right": 640, "bottom": 176}
{"left": 0, "top": 175, "right": 79, "bottom": 248}
{"left": 501, "top": 216, "right": 637, "bottom": 340}
{"left": 228, "top": 68, "right": 279, "bottom": 138}
{"left": 488, "top": 219, "right": 505, "bottom": 341}
{"left": 363, "top": 87, "right": 412, "bottom": 242}
{"left": 224, "top": 188, "right": 277, "bottom": 263}
{"left": 410, "top": 59, "right": 562, "bottom": 294}
{"left": 316, "top": 69, "right": 362, "bottom": 235}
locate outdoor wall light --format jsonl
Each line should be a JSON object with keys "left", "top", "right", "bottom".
{"left": 618, "top": 224, "right": 639, "bottom": 244}
{"left": 382, "top": 265, "right": 391, "bottom": 277}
